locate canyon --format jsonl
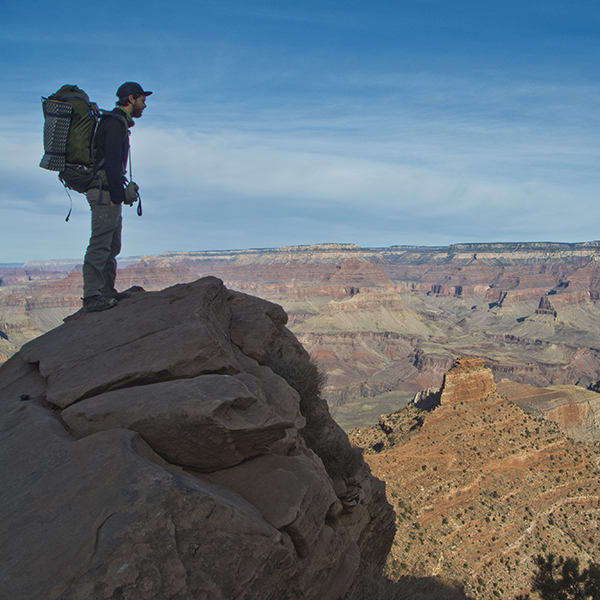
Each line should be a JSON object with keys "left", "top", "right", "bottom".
{"left": 4, "top": 241, "right": 600, "bottom": 427}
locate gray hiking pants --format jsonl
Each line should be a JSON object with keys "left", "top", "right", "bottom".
{"left": 82, "top": 189, "right": 122, "bottom": 299}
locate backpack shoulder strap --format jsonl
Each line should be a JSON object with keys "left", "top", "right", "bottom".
{"left": 99, "top": 110, "right": 129, "bottom": 130}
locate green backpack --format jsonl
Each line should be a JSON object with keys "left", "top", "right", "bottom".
{"left": 39, "top": 85, "right": 102, "bottom": 195}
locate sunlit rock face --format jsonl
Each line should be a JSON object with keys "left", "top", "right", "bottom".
{"left": 439, "top": 357, "right": 497, "bottom": 405}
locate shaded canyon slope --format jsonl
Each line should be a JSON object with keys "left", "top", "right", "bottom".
{"left": 0, "top": 277, "right": 395, "bottom": 600}
{"left": 5, "top": 242, "right": 600, "bottom": 417}
{"left": 349, "top": 357, "right": 600, "bottom": 600}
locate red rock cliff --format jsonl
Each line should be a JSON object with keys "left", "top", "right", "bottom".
{"left": 440, "top": 356, "right": 497, "bottom": 405}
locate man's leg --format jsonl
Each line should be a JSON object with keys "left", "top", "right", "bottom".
{"left": 83, "top": 189, "right": 122, "bottom": 302}
{"left": 100, "top": 213, "right": 122, "bottom": 298}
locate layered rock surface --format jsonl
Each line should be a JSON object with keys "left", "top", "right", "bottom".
{"left": 439, "top": 357, "right": 497, "bottom": 405}
{"left": 0, "top": 277, "right": 395, "bottom": 600}
{"left": 497, "top": 378, "right": 600, "bottom": 443}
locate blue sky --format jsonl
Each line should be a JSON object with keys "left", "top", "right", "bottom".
{"left": 0, "top": 0, "right": 598, "bottom": 263}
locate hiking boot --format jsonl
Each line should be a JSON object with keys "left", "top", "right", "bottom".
{"left": 82, "top": 295, "right": 118, "bottom": 313}
{"left": 112, "top": 291, "right": 132, "bottom": 301}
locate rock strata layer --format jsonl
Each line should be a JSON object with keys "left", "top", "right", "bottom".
{"left": 439, "top": 356, "right": 497, "bottom": 404}
{"left": 0, "top": 277, "right": 394, "bottom": 600}
{"left": 497, "top": 378, "right": 600, "bottom": 443}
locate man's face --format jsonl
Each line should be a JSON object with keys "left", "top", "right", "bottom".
{"left": 131, "top": 95, "right": 147, "bottom": 118}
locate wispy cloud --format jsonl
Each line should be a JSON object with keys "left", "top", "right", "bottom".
{"left": 1, "top": 0, "right": 598, "bottom": 262}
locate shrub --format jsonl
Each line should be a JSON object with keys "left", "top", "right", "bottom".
{"left": 528, "top": 553, "right": 600, "bottom": 600}
{"left": 265, "top": 350, "right": 363, "bottom": 479}
{"left": 265, "top": 350, "right": 326, "bottom": 414}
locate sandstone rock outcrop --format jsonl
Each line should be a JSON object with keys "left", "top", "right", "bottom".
{"left": 407, "top": 357, "right": 497, "bottom": 411}
{"left": 535, "top": 296, "right": 557, "bottom": 318}
{"left": 409, "top": 386, "right": 442, "bottom": 411}
{"left": 0, "top": 277, "right": 395, "bottom": 600}
{"left": 439, "top": 356, "right": 497, "bottom": 404}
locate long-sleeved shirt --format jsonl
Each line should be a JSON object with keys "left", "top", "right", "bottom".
{"left": 93, "top": 107, "right": 133, "bottom": 205}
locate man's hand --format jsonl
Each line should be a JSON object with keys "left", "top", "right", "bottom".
{"left": 124, "top": 181, "right": 140, "bottom": 206}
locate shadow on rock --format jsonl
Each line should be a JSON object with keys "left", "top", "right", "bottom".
{"left": 345, "top": 571, "right": 475, "bottom": 600}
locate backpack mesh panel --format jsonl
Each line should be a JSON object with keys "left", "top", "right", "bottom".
{"left": 39, "top": 100, "right": 72, "bottom": 171}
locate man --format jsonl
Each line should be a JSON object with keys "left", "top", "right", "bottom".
{"left": 81, "top": 82, "right": 151, "bottom": 312}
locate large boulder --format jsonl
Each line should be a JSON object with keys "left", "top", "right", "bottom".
{"left": 0, "top": 277, "right": 394, "bottom": 600}
{"left": 61, "top": 374, "right": 298, "bottom": 472}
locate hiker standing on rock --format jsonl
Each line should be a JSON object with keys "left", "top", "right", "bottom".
{"left": 82, "top": 82, "right": 151, "bottom": 313}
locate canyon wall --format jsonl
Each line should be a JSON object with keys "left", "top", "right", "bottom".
{"left": 4, "top": 242, "right": 600, "bottom": 415}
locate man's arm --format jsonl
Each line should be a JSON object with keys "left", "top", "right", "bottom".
{"left": 103, "top": 118, "right": 127, "bottom": 205}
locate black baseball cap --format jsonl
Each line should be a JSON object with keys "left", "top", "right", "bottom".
{"left": 116, "top": 82, "right": 153, "bottom": 99}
